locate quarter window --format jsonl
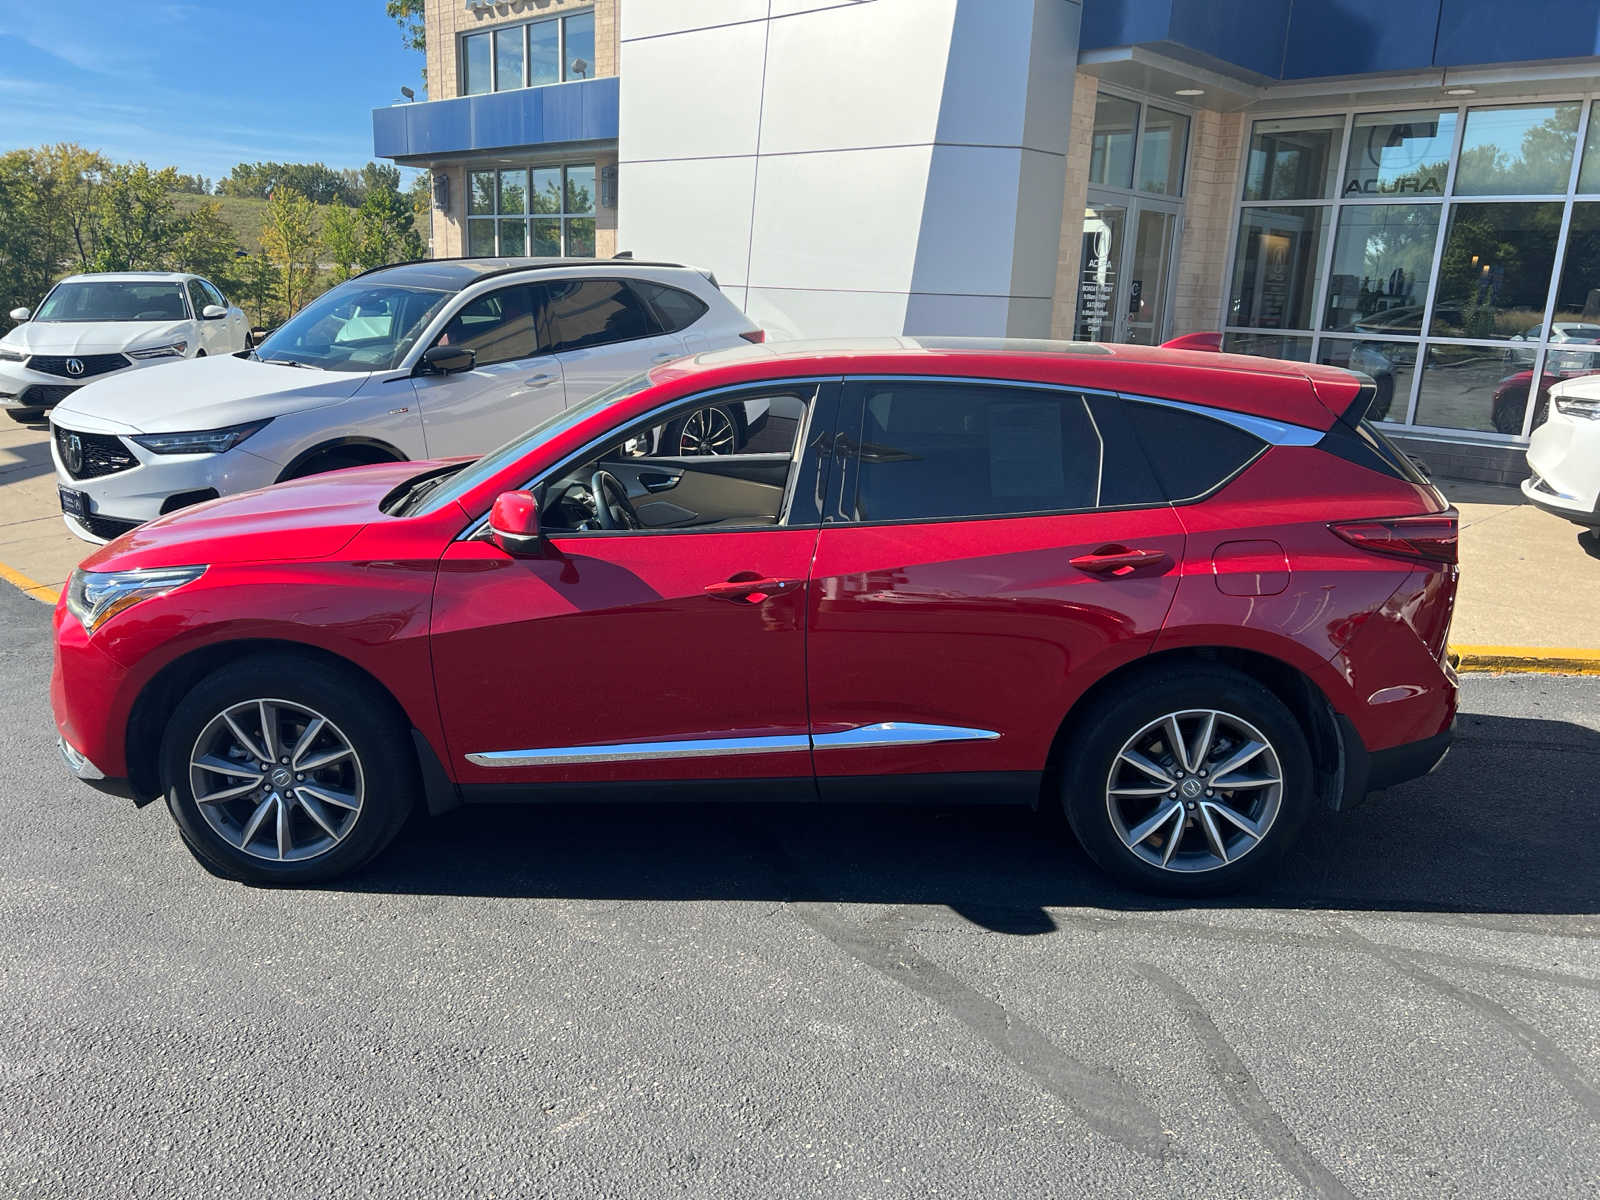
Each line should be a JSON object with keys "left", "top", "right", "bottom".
{"left": 633, "top": 281, "right": 708, "bottom": 333}
{"left": 1117, "top": 402, "right": 1264, "bottom": 502}
{"left": 544, "top": 280, "right": 657, "bottom": 353}
{"left": 845, "top": 382, "right": 1108, "bottom": 522}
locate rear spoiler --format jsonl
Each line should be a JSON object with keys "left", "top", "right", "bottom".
{"left": 1159, "top": 332, "right": 1380, "bottom": 426}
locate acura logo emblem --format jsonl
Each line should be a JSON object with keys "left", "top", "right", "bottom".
{"left": 65, "top": 358, "right": 85, "bottom": 377}
{"left": 66, "top": 433, "right": 83, "bottom": 475}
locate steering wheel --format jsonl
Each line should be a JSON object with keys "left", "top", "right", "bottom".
{"left": 589, "top": 470, "right": 641, "bottom": 530}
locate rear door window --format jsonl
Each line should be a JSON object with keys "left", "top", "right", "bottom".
{"left": 840, "top": 381, "right": 1112, "bottom": 522}
{"left": 545, "top": 279, "right": 660, "bottom": 352}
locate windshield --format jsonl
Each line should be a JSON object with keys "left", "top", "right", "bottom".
{"left": 256, "top": 282, "right": 452, "bottom": 373}
{"left": 34, "top": 281, "right": 188, "bottom": 322}
{"left": 413, "top": 372, "right": 658, "bottom": 516}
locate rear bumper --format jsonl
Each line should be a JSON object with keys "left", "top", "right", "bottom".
{"left": 1338, "top": 715, "right": 1453, "bottom": 808}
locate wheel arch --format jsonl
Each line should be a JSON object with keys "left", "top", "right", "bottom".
{"left": 124, "top": 638, "right": 454, "bottom": 813}
{"left": 1043, "top": 645, "right": 1351, "bottom": 814}
{"left": 276, "top": 436, "right": 408, "bottom": 483}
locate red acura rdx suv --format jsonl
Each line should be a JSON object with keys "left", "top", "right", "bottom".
{"left": 50, "top": 340, "right": 1458, "bottom": 894}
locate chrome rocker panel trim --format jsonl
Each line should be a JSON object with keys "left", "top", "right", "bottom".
{"left": 465, "top": 722, "right": 1000, "bottom": 768}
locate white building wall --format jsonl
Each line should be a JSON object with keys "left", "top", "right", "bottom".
{"left": 618, "top": 0, "right": 1082, "bottom": 339}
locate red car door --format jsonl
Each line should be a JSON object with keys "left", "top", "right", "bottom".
{"left": 806, "top": 378, "right": 1185, "bottom": 795}
{"left": 430, "top": 383, "right": 838, "bottom": 793}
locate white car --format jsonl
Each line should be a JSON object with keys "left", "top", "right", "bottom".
{"left": 1507, "top": 321, "right": 1600, "bottom": 371}
{"left": 49, "top": 259, "right": 764, "bottom": 542}
{"left": 1, "top": 272, "right": 250, "bottom": 421}
{"left": 1523, "top": 373, "right": 1600, "bottom": 527}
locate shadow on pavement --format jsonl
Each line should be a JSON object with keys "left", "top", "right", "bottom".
{"left": 1579, "top": 529, "right": 1600, "bottom": 561}
{"left": 0, "top": 421, "right": 56, "bottom": 486}
{"left": 344, "top": 710, "right": 1600, "bottom": 927}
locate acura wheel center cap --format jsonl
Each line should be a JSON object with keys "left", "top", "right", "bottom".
{"left": 270, "top": 767, "right": 293, "bottom": 790}
{"left": 1181, "top": 778, "right": 1204, "bottom": 799}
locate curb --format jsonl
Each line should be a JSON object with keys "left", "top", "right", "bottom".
{"left": 0, "top": 561, "right": 60, "bottom": 606}
{"left": 1449, "top": 645, "right": 1600, "bottom": 675}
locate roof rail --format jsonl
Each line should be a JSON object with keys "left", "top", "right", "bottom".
{"left": 350, "top": 256, "right": 690, "bottom": 283}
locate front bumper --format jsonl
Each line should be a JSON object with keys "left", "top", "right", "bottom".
{"left": 57, "top": 736, "right": 135, "bottom": 799}
{"left": 1522, "top": 475, "right": 1600, "bottom": 526}
{"left": 0, "top": 358, "right": 154, "bottom": 409}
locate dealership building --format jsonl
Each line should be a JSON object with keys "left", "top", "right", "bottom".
{"left": 375, "top": 0, "right": 1600, "bottom": 481}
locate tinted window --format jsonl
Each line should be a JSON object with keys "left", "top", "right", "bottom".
{"left": 186, "top": 280, "right": 208, "bottom": 316}
{"left": 200, "top": 279, "right": 226, "bottom": 308}
{"left": 434, "top": 285, "right": 542, "bottom": 367}
{"left": 846, "top": 382, "right": 1108, "bottom": 522}
{"left": 545, "top": 279, "right": 658, "bottom": 352}
{"left": 1120, "top": 400, "right": 1264, "bottom": 501}
{"left": 35, "top": 282, "right": 188, "bottom": 322}
{"left": 635, "top": 281, "right": 708, "bottom": 333}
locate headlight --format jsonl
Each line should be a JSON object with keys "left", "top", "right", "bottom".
{"left": 131, "top": 418, "right": 270, "bottom": 455}
{"left": 127, "top": 340, "right": 189, "bottom": 360}
{"left": 65, "top": 565, "right": 206, "bottom": 635}
{"left": 1554, "top": 395, "right": 1600, "bottom": 420}
{"left": 0, "top": 345, "right": 26, "bottom": 362}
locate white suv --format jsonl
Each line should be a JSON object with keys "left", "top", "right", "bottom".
{"left": 2, "top": 272, "right": 250, "bottom": 421}
{"left": 49, "top": 259, "right": 764, "bottom": 542}
{"left": 1523, "top": 374, "right": 1600, "bottom": 528}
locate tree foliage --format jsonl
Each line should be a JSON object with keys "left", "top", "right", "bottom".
{"left": 259, "top": 186, "right": 321, "bottom": 316}
{"left": 387, "top": 0, "right": 425, "bottom": 55}
{"left": 93, "top": 163, "right": 182, "bottom": 272}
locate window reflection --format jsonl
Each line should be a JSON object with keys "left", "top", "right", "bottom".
{"left": 1317, "top": 339, "right": 1416, "bottom": 422}
{"left": 1089, "top": 95, "right": 1139, "bottom": 189}
{"left": 1139, "top": 108, "right": 1189, "bottom": 197}
{"left": 1244, "top": 116, "right": 1342, "bottom": 201}
{"left": 1432, "top": 201, "right": 1562, "bottom": 339}
{"left": 1323, "top": 204, "right": 1441, "bottom": 333}
{"left": 1343, "top": 109, "right": 1455, "bottom": 198}
{"left": 1228, "top": 207, "right": 1328, "bottom": 330}
{"left": 1454, "top": 103, "right": 1580, "bottom": 196}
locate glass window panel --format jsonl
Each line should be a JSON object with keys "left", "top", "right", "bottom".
{"left": 468, "top": 172, "right": 496, "bottom": 216}
{"left": 1227, "top": 206, "right": 1329, "bottom": 330}
{"left": 1075, "top": 205, "right": 1125, "bottom": 341}
{"left": 1552, "top": 202, "right": 1600, "bottom": 333}
{"left": 565, "top": 165, "right": 596, "bottom": 214}
{"left": 1322, "top": 203, "right": 1441, "bottom": 332}
{"left": 1088, "top": 94, "right": 1139, "bottom": 190}
{"left": 434, "top": 286, "right": 537, "bottom": 367}
{"left": 1243, "top": 116, "right": 1343, "bottom": 201}
{"left": 565, "top": 217, "right": 596, "bottom": 258}
{"left": 531, "top": 168, "right": 562, "bottom": 214}
{"left": 1138, "top": 107, "right": 1190, "bottom": 196}
{"left": 1220, "top": 332, "right": 1313, "bottom": 361}
{"left": 1342, "top": 109, "right": 1455, "bottom": 198}
{"left": 498, "top": 219, "right": 527, "bottom": 256}
{"left": 1526, "top": 346, "right": 1600, "bottom": 433}
{"left": 1413, "top": 346, "right": 1541, "bottom": 433}
{"left": 530, "top": 218, "right": 561, "bottom": 257}
{"left": 564, "top": 12, "right": 596, "bottom": 80}
{"left": 463, "top": 32, "right": 492, "bottom": 96}
{"left": 1316, "top": 339, "right": 1417, "bottom": 423}
{"left": 1579, "top": 106, "right": 1600, "bottom": 193}
{"left": 545, "top": 279, "right": 653, "bottom": 352}
{"left": 467, "top": 219, "right": 496, "bottom": 256}
{"left": 493, "top": 25, "right": 524, "bottom": 91}
{"left": 1454, "top": 103, "right": 1580, "bottom": 196}
{"left": 1432, "top": 201, "right": 1562, "bottom": 339}
{"left": 497, "top": 169, "right": 527, "bottom": 216}
{"left": 529, "top": 18, "right": 560, "bottom": 86}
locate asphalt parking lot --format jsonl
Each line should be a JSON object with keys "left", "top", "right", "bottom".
{"left": 0, "top": 583, "right": 1596, "bottom": 1198}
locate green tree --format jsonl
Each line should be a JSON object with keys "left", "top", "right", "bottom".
{"left": 236, "top": 253, "right": 279, "bottom": 329}
{"left": 0, "top": 151, "right": 57, "bottom": 316}
{"left": 387, "top": 0, "right": 425, "bottom": 54}
{"left": 355, "top": 185, "right": 424, "bottom": 270}
{"left": 321, "top": 203, "right": 364, "bottom": 283}
{"left": 94, "top": 163, "right": 180, "bottom": 271}
{"left": 360, "top": 161, "right": 402, "bottom": 198}
{"left": 259, "top": 186, "right": 320, "bottom": 315}
{"left": 170, "top": 199, "right": 244, "bottom": 288}
{"left": 34, "top": 143, "right": 104, "bottom": 271}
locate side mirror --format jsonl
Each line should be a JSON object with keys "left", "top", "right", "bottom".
{"left": 488, "top": 490, "right": 542, "bottom": 556}
{"left": 420, "top": 344, "right": 476, "bottom": 375}
{"left": 201, "top": 304, "right": 227, "bottom": 320}
{"left": 9, "top": 307, "right": 30, "bottom": 322}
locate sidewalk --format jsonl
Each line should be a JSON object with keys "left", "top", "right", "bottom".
{"left": 0, "top": 418, "right": 1594, "bottom": 663}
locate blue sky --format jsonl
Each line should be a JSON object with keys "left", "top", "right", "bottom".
{"left": 0, "top": 1, "right": 423, "bottom": 182}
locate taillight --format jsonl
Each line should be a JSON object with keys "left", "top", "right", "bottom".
{"left": 739, "top": 330, "right": 766, "bottom": 344}
{"left": 1330, "top": 509, "right": 1458, "bottom": 564}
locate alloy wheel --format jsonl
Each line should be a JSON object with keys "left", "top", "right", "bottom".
{"left": 677, "top": 406, "right": 737, "bottom": 455}
{"left": 188, "top": 698, "right": 365, "bottom": 863}
{"left": 1104, "top": 709, "right": 1283, "bottom": 874}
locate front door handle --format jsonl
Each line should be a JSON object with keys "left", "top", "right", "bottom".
{"left": 650, "top": 351, "right": 678, "bottom": 363}
{"left": 704, "top": 576, "right": 802, "bottom": 604}
{"left": 524, "top": 372, "right": 556, "bottom": 386}
{"left": 1069, "top": 545, "right": 1172, "bottom": 576}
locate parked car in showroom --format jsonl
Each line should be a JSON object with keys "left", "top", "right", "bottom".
{"left": 51, "top": 339, "right": 1458, "bottom": 895}
{"left": 47, "top": 259, "right": 765, "bottom": 542}
{"left": 1522, "top": 373, "right": 1600, "bottom": 527}
{"left": 1, "top": 272, "right": 249, "bottom": 422}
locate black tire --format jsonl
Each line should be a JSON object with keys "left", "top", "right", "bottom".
{"left": 1061, "top": 667, "right": 1313, "bottom": 897}
{"left": 159, "top": 654, "right": 418, "bottom": 884}
{"left": 244, "top": 330, "right": 255, "bottom": 351}
{"left": 1491, "top": 392, "right": 1526, "bottom": 435}
{"left": 662, "top": 404, "right": 746, "bottom": 456}
{"left": 195, "top": 350, "right": 206, "bottom": 358}
{"left": 5, "top": 406, "right": 46, "bottom": 423}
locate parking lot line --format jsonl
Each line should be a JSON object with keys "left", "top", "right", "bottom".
{"left": 0, "top": 559, "right": 59, "bottom": 605}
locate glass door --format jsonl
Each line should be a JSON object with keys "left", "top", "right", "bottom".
{"left": 1074, "top": 204, "right": 1126, "bottom": 341}
{"left": 1125, "top": 204, "right": 1180, "bottom": 345}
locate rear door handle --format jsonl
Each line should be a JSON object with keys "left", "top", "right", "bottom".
{"left": 704, "top": 576, "right": 802, "bottom": 603}
{"left": 1069, "top": 545, "right": 1172, "bottom": 576}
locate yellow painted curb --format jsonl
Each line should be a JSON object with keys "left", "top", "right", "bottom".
{"left": 1451, "top": 644, "right": 1600, "bottom": 675}
{"left": 0, "top": 561, "right": 59, "bottom": 605}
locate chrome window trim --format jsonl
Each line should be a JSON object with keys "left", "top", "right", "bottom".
{"left": 455, "top": 374, "right": 842, "bottom": 541}
{"left": 466, "top": 721, "right": 1000, "bottom": 768}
